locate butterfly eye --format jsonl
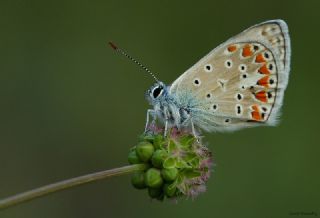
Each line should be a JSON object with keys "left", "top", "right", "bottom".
{"left": 152, "top": 86, "right": 163, "bottom": 98}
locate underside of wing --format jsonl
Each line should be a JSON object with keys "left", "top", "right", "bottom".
{"left": 169, "top": 20, "right": 291, "bottom": 132}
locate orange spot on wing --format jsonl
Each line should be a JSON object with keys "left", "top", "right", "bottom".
{"left": 255, "top": 91, "right": 267, "bottom": 103}
{"left": 257, "top": 76, "right": 269, "bottom": 87}
{"left": 252, "top": 105, "right": 259, "bottom": 111}
{"left": 227, "top": 45, "right": 237, "bottom": 52}
{"left": 258, "top": 64, "right": 270, "bottom": 74}
{"left": 255, "top": 53, "right": 265, "bottom": 63}
{"left": 242, "top": 44, "right": 252, "bottom": 57}
{"left": 251, "top": 111, "right": 261, "bottom": 120}
{"left": 251, "top": 105, "right": 262, "bottom": 121}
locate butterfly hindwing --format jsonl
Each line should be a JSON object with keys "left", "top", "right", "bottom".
{"left": 169, "top": 20, "right": 291, "bottom": 132}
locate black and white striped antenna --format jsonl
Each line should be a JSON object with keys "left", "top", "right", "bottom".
{"left": 109, "top": 42, "right": 159, "bottom": 82}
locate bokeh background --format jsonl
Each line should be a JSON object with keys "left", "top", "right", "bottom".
{"left": 0, "top": 0, "right": 319, "bottom": 217}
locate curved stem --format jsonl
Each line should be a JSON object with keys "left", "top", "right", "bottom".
{"left": 0, "top": 164, "right": 148, "bottom": 210}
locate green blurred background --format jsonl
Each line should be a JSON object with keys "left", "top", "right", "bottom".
{"left": 0, "top": 0, "right": 319, "bottom": 217}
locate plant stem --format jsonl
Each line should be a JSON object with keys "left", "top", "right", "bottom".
{"left": 0, "top": 164, "right": 148, "bottom": 210}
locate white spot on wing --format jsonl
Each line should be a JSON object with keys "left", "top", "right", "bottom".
{"left": 193, "top": 78, "right": 201, "bottom": 87}
{"left": 204, "top": 64, "right": 213, "bottom": 72}
{"left": 236, "top": 104, "right": 243, "bottom": 116}
{"left": 225, "top": 60, "right": 233, "bottom": 68}
{"left": 212, "top": 104, "right": 218, "bottom": 112}
{"left": 238, "top": 64, "right": 247, "bottom": 72}
{"left": 235, "top": 93, "right": 243, "bottom": 101}
{"left": 240, "top": 73, "right": 248, "bottom": 79}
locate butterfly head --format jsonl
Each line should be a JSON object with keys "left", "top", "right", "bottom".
{"left": 146, "top": 82, "right": 168, "bottom": 104}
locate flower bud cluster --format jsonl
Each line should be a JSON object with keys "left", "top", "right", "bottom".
{"left": 128, "top": 127, "right": 213, "bottom": 200}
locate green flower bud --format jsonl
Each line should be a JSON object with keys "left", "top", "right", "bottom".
{"left": 131, "top": 172, "right": 146, "bottom": 189}
{"left": 161, "top": 168, "right": 178, "bottom": 181}
{"left": 163, "top": 157, "right": 176, "bottom": 169}
{"left": 128, "top": 150, "right": 141, "bottom": 164}
{"left": 153, "top": 135, "right": 164, "bottom": 149}
{"left": 136, "top": 141, "right": 154, "bottom": 162}
{"left": 148, "top": 187, "right": 163, "bottom": 199}
{"left": 144, "top": 168, "right": 163, "bottom": 188}
{"left": 151, "top": 149, "right": 168, "bottom": 168}
{"left": 179, "top": 135, "right": 195, "bottom": 147}
{"left": 141, "top": 135, "right": 154, "bottom": 143}
{"left": 163, "top": 183, "right": 176, "bottom": 198}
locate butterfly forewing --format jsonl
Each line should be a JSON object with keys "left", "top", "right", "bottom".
{"left": 169, "top": 20, "right": 290, "bottom": 132}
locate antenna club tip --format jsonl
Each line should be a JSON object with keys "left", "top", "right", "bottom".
{"left": 108, "top": 42, "right": 118, "bottom": 50}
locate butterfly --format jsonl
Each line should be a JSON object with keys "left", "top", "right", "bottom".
{"left": 111, "top": 19, "right": 291, "bottom": 136}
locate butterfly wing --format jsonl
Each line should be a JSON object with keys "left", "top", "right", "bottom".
{"left": 169, "top": 20, "right": 291, "bottom": 132}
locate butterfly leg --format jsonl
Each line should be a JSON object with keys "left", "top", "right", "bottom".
{"left": 145, "top": 109, "right": 156, "bottom": 132}
{"left": 190, "top": 119, "right": 200, "bottom": 142}
{"left": 164, "top": 120, "right": 169, "bottom": 137}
